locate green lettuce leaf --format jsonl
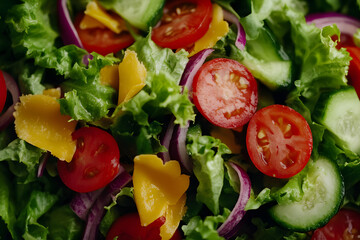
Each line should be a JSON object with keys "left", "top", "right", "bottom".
{"left": 0, "top": 139, "right": 45, "bottom": 184}
{"left": 186, "top": 125, "right": 231, "bottom": 215}
{"left": 182, "top": 210, "right": 230, "bottom": 240}
{"left": 40, "top": 205, "right": 85, "bottom": 240}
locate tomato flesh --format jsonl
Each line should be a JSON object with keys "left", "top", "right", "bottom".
{"left": 152, "top": 0, "right": 213, "bottom": 49}
{"left": 57, "top": 127, "right": 120, "bottom": 193}
{"left": 312, "top": 209, "right": 360, "bottom": 240}
{"left": 192, "top": 58, "right": 258, "bottom": 129}
{"left": 0, "top": 70, "right": 6, "bottom": 113}
{"left": 74, "top": 14, "right": 134, "bottom": 56}
{"left": 346, "top": 47, "right": 360, "bottom": 98}
{"left": 246, "top": 105, "right": 313, "bottom": 178}
{"left": 106, "top": 213, "right": 182, "bottom": 240}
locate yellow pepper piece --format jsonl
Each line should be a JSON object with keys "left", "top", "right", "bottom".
{"left": 100, "top": 64, "right": 119, "bottom": 90}
{"left": 160, "top": 194, "right": 187, "bottom": 240}
{"left": 84, "top": 1, "right": 125, "bottom": 34}
{"left": 80, "top": 14, "right": 106, "bottom": 30}
{"left": 118, "top": 50, "right": 146, "bottom": 104}
{"left": 14, "top": 94, "right": 77, "bottom": 162}
{"left": 133, "top": 154, "right": 189, "bottom": 227}
{"left": 188, "top": 4, "right": 229, "bottom": 57}
{"left": 210, "top": 127, "right": 242, "bottom": 154}
{"left": 42, "top": 88, "right": 61, "bottom": 99}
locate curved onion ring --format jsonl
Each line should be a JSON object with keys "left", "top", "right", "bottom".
{"left": 223, "top": 9, "right": 246, "bottom": 51}
{"left": 217, "top": 161, "right": 251, "bottom": 239}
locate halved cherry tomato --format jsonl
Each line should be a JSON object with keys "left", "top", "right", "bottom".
{"left": 312, "top": 209, "right": 360, "bottom": 240}
{"left": 192, "top": 58, "right": 258, "bottom": 129}
{"left": 74, "top": 14, "right": 134, "bottom": 56}
{"left": 57, "top": 126, "right": 120, "bottom": 193}
{"left": 346, "top": 47, "right": 360, "bottom": 98}
{"left": 0, "top": 70, "right": 7, "bottom": 113}
{"left": 106, "top": 213, "right": 182, "bottom": 240}
{"left": 246, "top": 105, "right": 313, "bottom": 179}
{"left": 152, "top": 0, "right": 213, "bottom": 49}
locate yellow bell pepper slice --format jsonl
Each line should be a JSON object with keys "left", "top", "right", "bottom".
{"left": 84, "top": 1, "right": 126, "bottom": 34}
{"left": 14, "top": 94, "right": 77, "bottom": 162}
{"left": 100, "top": 64, "right": 119, "bottom": 90}
{"left": 80, "top": 14, "right": 106, "bottom": 30}
{"left": 42, "top": 87, "right": 61, "bottom": 99}
{"left": 117, "top": 50, "right": 146, "bottom": 104}
{"left": 133, "top": 154, "right": 189, "bottom": 239}
{"left": 188, "top": 4, "right": 229, "bottom": 57}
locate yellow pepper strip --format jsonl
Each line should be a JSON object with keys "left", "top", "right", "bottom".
{"left": 42, "top": 87, "right": 61, "bottom": 99}
{"left": 80, "top": 14, "right": 106, "bottom": 30}
{"left": 160, "top": 194, "right": 187, "bottom": 240}
{"left": 188, "top": 4, "right": 229, "bottom": 57}
{"left": 14, "top": 94, "right": 77, "bottom": 162}
{"left": 84, "top": 1, "right": 126, "bottom": 34}
{"left": 133, "top": 154, "right": 189, "bottom": 239}
{"left": 210, "top": 127, "right": 242, "bottom": 154}
{"left": 118, "top": 50, "right": 146, "bottom": 104}
{"left": 100, "top": 64, "right": 119, "bottom": 90}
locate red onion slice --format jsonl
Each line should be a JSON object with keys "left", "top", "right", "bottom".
{"left": 180, "top": 48, "right": 214, "bottom": 98}
{"left": 70, "top": 188, "right": 104, "bottom": 221}
{"left": 159, "top": 49, "right": 214, "bottom": 171}
{"left": 37, "top": 152, "right": 50, "bottom": 178}
{"left": 223, "top": 9, "right": 246, "bottom": 51}
{"left": 217, "top": 161, "right": 251, "bottom": 239}
{"left": 0, "top": 70, "right": 20, "bottom": 131}
{"left": 82, "top": 167, "right": 132, "bottom": 240}
{"left": 169, "top": 121, "right": 192, "bottom": 173}
{"left": 306, "top": 12, "right": 360, "bottom": 37}
{"left": 57, "top": 0, "right": 84, "bottom": 48}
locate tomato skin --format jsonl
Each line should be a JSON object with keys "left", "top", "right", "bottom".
{"left": 192, "top": 58, "right": 258, "bottom": 129}
{"left": 74, "top": 14, "right": 134, "bottom": 56}
{"left": 346, "top": 47, "right": 360, "bottom": 98}
{"left": 57, "top": 127, "right": 120, "bottom": 193}
{"left": 106, "top": 213, "right": 182, "bottom": 240}
{"left": 312, "top": 209, "right": 360, "bottom": 240}
{"left": 152, "top": 0, "right": 213, "bottom": 49}
{"left": 0, "top": 70, "right": 6, "bottom": 113}
{"left": 246, "top": 105, "right": 313, "bottom": 179}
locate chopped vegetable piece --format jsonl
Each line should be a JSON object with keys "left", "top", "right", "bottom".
{"left": 188, "top": 4, "right": 229, "bottom": 57}
{"left": 117, "top": 50, "right": 147, "bottom": 104}
{"left": 14, "top": 94, "right": 77, "bottom": 162}
{"left": 84, "top": 1, "right": 124, "bottom": 34}
{"left": 57, "top": 126, "right": 120, "bottom": 192}
{"left": 100, "top": 64, "right": 119, "bottom": 90}
{"left": 42, "top": 87, "right": 61, "bottom": 99}
{"left": 133, "top": 154, "right": 189, "bottom": 239}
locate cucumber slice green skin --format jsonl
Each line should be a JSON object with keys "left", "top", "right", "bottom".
{"left": 100, "top": 0, "right": 165, "bottom": 31}
{"left": 269, "top": 156, "right": 344, "bottom": 232}
{"left": 313, "top": 87, "right": 360, "bottom": 155}
{"left": 236, "top": 26, "right": 293, "bottom": 91}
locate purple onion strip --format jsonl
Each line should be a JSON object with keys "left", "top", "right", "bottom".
{"left": 157, "top": 117, "right": 176, "bottom": 163}
{"left": 217, "top": 162, "right": 251, "bottom": 239}
{"left": 0, "top": 71, "right": 20, "bottom": 131}
{"left": 70, "top": 188, "right": 104, "bottom": 221}
{"left": 222, "top": 9, "right": 246, "bottom": 51}
{"left": 82, "top": 168, "right": 132, "bottom": 240}
{"left": 306, "top": 12, "right": 360, "bottom": 36}
{"left": 57, "top": 0, "right": 84, "bottom": 48}
{"left": 37, "top": 152, "right": 50, "bottom": 178}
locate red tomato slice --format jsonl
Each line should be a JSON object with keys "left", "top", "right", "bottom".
{"left": 57, "top": 126, "right": 120, "bottom": 193}
{"left": 152, "top": 0, "right": 213, "bottom": 49}
{"left": 312, "top": 209, "right": 360, "bottom": 240}
{"left": 106, "top": 213, "right": 182, "bottom": 240}
{"left": 192, "top": 58, "right": 258, "bottom": 129}
{"left": 0, "top": 70, "right": 7, "bottom": 113}
{"left": 246, "top": 105, "right": 313, "bottom": 179}
{"left": 74, "top": 14, "right": 134, "bottom": 56}
{"left": 346, "top": 47, "right": 360, "bottom": 98}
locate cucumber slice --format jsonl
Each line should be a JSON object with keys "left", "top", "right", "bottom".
{"left": 269, "top": 156, "right": 344, "bottom": 232}
{"left": 99, "top": 0, "right": 165, "bottom": 30}
{"left": 313, "top": 87, "right": 360, "bottom": 155}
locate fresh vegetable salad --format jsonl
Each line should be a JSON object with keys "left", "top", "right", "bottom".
{"left": 1, "top": 0, "right": 360, "bottom": 239}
